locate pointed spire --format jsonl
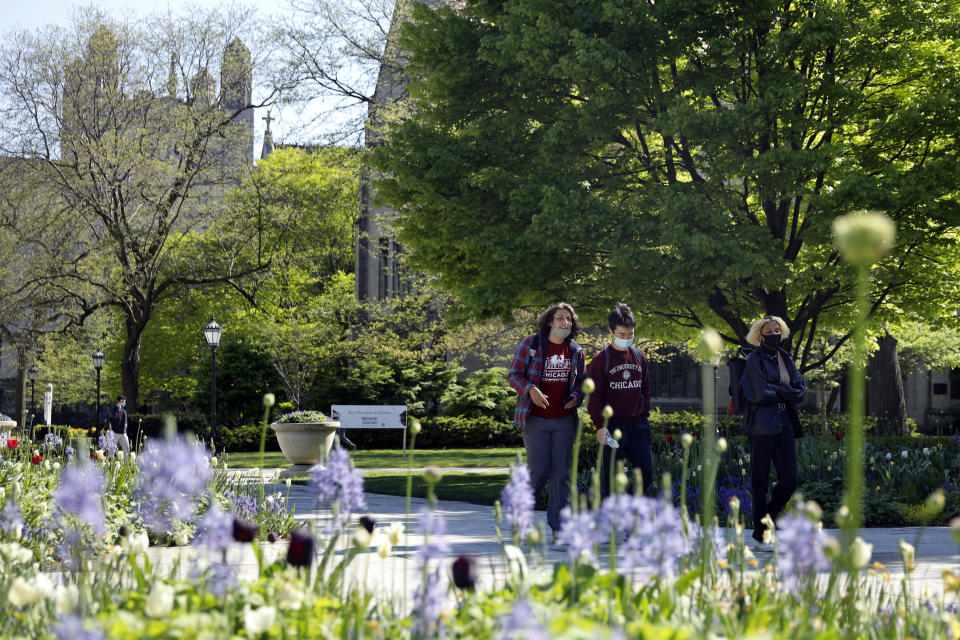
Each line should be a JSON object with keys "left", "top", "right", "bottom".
{"left": 260, "top": 110, "right": 275, "bottom": 160}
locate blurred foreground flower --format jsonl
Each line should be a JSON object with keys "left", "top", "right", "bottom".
{"left": 831, "top": 210, "right": 895, "bottom": 266}
{"left": 287, "top": 530, "right": 315, "bottom": 567}
{"left": 452, "top": 554, "right": 478, "bottom": 590}
{"left": 500, "top": 463, "right": 535, "bottom": 539}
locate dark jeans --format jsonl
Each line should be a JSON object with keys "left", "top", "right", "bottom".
{"left": 748, "top": 430, "right": 798, "bottom": 541}
{"left": 523, "top": 413, "right": 577, "bottom": 532}
{"left": 600, "top": 418, "right": 653, "bottom": 497}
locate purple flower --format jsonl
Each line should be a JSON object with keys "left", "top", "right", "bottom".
{"left": 65, "top": 445, "right": 76, "bottom": 457}
{"left": 54, "top": 462, "right": 106, "bottom": 533}
{"left": 44, "top": 432, "right": 63, "bottom": 449}
{"left": 194, "top": 501, "right": 233, "bottom": 553}
{"left": 52, "top": 614, "right": 104, "bottom": 640}
{"left": 775, "top": 513, "right": 831, "bottom": 591}
{"left": 497, "top": 599, "right": 549, "bottom": 640}
{"left": 557, "top": 508, "right": 601, "bottom": 562}
{"left": 97, "top": 431, "right": 118, "bottom": 456}
{"left": 134, "top": 436, "right": 212, "bottom": 532}
{"left": 500, "top": 464, "right": 535, "bottom": 539}
{"left": 416, "top": 507, "right": 451, "bottom": 568}
{"left": 309, "top": 447, "right": 365, "bottom": 527}
{"left": 413, "top": 567, "right": 446, "bottom": 636}
{"left": 617, "top": 497, "right": 691, "bottom": 579}
{"left": 1, "top": 499, "right": 24, "bottom": 538}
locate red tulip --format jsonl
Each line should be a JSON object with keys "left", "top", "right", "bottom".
{"left": 6, "top": 439, "right": 17, "bottom": 449}
{"left": 834, "top": 432, "right": 842, "bottom": 441}
{"left": 694, "top": 432, "right": 701, "bottom": 439}
{"left": 31, "top": 454, "right": 42, "bottom": 464}
{"left": 666, "top": 435, "right": 673, "bottom": 442}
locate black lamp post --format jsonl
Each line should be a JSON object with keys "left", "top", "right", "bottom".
{"left": 27, "top": 364, "right": 38, "bottom": 422}
{"left": 203, "top": 316, "right": 222, "bottom": 443}
{"left": 93, "top": 349, "right": 104, "bottom": 431}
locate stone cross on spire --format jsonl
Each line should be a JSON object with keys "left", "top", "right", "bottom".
{"left": 262, "top": 110, "right": 273, "bottom": 133}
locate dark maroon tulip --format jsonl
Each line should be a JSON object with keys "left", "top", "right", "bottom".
{"left": 287, "top": 530, "right": 315, "bottom": 567}
{"left": 232, "top": 518, "right": 258, "bottom": 543}
{"left": 118, "top": 525, "right": 129, "bottom": 538}
{"left": 451, "top": 554, "right": 477, "bottom": 590}
{"left": 267, "top": 532, "right": 278, "bottom": 543}
{"left": 358, "top": 516, "right": 376, "bottom": 534}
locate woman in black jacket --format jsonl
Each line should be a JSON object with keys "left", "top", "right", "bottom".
{"left": 740, "top": 316, "right": 806, "bottom": 550}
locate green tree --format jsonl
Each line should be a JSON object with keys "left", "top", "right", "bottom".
{"left": 377, "top": 0, "right": 960, "bottom": 372}
{"left": 0, "top": 9, "right": 286, "bottom": 412}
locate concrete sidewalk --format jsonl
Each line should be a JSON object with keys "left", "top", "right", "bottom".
{"left": 175, "top": 471, "right": 960, "bottom": 604}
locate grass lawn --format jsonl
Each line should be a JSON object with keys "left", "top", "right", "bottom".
{"left": 225, "top": 448, "right": 524, "bottom": 469}
{"left": 360, "top": 472, "right": 510, "bottom": 506}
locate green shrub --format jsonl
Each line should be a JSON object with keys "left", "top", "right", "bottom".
{"left": 340, "top": 415, "right": 522, "bottom": 450}
{"left": 127, "top": 412, "right": 211, "bottom": 444}
{"left": 440, "top": 367, "right": 515, "bottom": 422}
{"left": 219, "top": 422, "right": 281, "bottom": 453}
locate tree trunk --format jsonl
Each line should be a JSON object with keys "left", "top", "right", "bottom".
{"left": 122, "top": 310, "right": 148, "bottom": 415}
{"left": 15, "top": 350, "right": 27, "bottom": 429}
{"left": 867, "top": 329, "right": 909, "bottom": 436}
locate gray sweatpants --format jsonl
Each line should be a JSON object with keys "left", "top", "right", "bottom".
{"left": 523, "top": 413, "right": 577, "bottom": 533}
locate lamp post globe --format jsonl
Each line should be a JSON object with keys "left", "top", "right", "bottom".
{"left": 203, "top": 316, "right": 222, "bottom": 445}
{"left": 93, "top": 349, "right": 104, "bottom": 432}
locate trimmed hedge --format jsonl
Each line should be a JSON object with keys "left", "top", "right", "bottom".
{"left": 126, "top": 412, "right": 211, "bottom": 444}
{"left": 218, "top": 423, "right": 281, "bottom": 453}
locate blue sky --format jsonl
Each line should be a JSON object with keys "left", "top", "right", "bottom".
{"left": 0, "top": 1, "right": 360, "bottom": 149}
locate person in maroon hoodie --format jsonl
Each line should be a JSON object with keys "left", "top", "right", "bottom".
{"left": 588, "top": 303, "right": 653, "bottom": 496}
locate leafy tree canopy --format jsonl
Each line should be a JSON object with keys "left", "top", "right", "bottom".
{"left": 377, "top": 0, "right": 960, "bottom": 372}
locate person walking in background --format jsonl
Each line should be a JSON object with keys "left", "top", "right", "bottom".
{"left": 508, "top": 302, "right": 586, "bottom": 542}
{"left": 740, "top": 315, "right": 806, "bottom": 551}
{"left": 107, "top": 395, "right": 131, "bottom": 454}
{"left": 588, "top": 302, "right": 654, "bottom": 496}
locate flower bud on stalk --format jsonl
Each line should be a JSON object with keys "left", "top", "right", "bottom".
{"left": 582, "top": 377, "right": 595, "bottom": 395}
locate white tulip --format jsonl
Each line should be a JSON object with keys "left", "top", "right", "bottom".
{"left": 55, "top": 583, "right": 80, "bottom": 614}
{"left": 173, "top": 530, "right": 189, "bottom": 547}
{"left": 386, "top": 522, "right": 403, "bottom": 546}
{"left": 0, "top": 542, "right": 33, "bottom": 566}
{"left": 275, "top": 582, "right": 303, "bottom": 611}
{"left": 850, "top": 536, "right": 873, "bottom": 568}
{"left": 144, "top": 582, "right": 175, "bottom": 618}
{"left": 244, "top": 605, "right": 277, "bottom": 635}
{"left": 124, "top": 532, "right": 149, "bottom": 556}
{"left": 901, "top": 450, "right": 908, "bottom": 459}
{"left": 8, "top": 573, "right": 53, "bottom": 607}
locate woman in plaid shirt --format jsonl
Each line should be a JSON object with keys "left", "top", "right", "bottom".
{"left": 507, "top": 302, "right": 587, "bottom": 541}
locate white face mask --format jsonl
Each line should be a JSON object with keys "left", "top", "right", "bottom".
{"left": 613, "top": 337, "right": 633, "bottom": 349}
{"left": 550, "top": 327, "right": 571, "bottom": 339}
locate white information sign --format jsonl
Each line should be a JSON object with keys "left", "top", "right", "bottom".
{"left": 331, "top": 405, "right": 407, "bottom": 430}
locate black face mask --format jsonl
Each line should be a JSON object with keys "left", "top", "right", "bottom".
{"left": 762, "top": 333, "right": 782, "bottom": 348}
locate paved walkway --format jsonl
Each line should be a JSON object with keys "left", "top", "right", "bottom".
{"left": 170, "top": 469, "right": 960, "bottom": 605}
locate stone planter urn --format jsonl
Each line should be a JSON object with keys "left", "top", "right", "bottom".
{"left": 0, "top": 419, "right": 16, "bottom": 430}
{"left": 270, "top": 420, "right": 340, "bottom": 478}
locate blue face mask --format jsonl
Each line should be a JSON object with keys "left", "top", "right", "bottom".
{"left": 613, "top": 337, "right": 633, "bottom": 349}
{"left": 121, "top": 402, "right": 126, "bottom": 408}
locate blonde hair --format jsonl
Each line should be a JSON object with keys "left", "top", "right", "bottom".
{"left": 745, "top": 316, "right": 790, "bottom": 346}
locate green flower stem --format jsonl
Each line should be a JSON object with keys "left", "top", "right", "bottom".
{"left": 700, "top": 363, "right": 718, "bottom": 586}
{"left": 258, "top": 403, "right": 270, "bottom": 504}
{"left": 843, "top": 266, "right": 869, "bottom": 552}
{"left": 568, "top": 391, "right": 591, "bottom": 516}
